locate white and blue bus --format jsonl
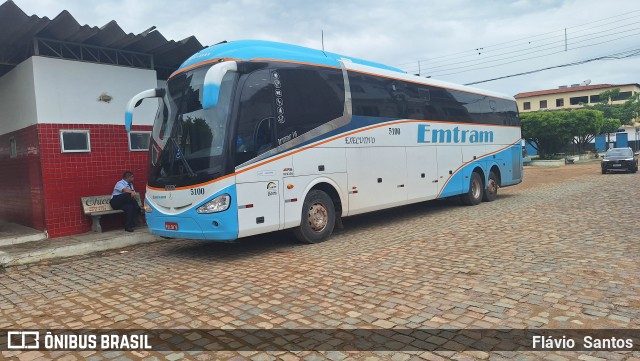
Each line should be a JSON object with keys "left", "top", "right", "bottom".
{"left": 125, "top": 40, "right": 522, "bottom": 244}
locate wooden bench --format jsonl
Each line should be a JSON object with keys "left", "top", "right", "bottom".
{"left": 81, "top": 194, "right": 142, "bottom": 232}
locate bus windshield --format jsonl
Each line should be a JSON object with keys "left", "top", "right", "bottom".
{"left": 148, "top": 65, "right": 237, "bottom": 188}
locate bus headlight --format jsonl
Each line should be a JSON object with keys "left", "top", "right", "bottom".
{"left": 143, "top": 199, "right": 153, "bottom": 213}
{"left": 197, "top": 194, "right": 230, "bottom": 214}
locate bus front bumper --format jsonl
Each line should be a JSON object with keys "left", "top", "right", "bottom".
{"left": 146, "top": 214, "right": 239, "bottom": 241}
{"left": 144, "top": 190, "right": 240, "bottom": 241}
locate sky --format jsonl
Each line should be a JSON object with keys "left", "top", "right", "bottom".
{"left": 12, "top": 0, "right": 640, "bottom": 96}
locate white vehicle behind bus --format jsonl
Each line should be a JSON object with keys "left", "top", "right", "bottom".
{"left": 125, "top": 40, "right": 523, "bottom": 244}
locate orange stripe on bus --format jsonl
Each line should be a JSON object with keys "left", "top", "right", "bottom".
{"left": 169, "top": 57, "right": 236, "bottom": 78}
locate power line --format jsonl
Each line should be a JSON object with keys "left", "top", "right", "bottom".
{"left": 399, "top": 22, "right": 640, "bottom": 76}
{"left": 430, "top": 30, "right": 640, "bottom": 77}
{"left": 417, "top": 12, "right": 640, "bottom": 68}
{"left": 395, "top": 9, "right": 640, "bottom": 66}
{"left": 463, "top": 48, "right": 640, "bottom": 85}
{"left": 422, "top": 27, "right": 640, "bottom": 76}
{"left": 393, "top": 9, "right": 640, "bottom": 68}
{"left": 399, "top": 19, "right": 640, "bottom": 75}
{"left": 412, "top": 18, "right": 640, "bottom": 72}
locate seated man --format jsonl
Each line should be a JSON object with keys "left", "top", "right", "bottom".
{"left": 109, "top": 171, "right": 142, "bottom": 232}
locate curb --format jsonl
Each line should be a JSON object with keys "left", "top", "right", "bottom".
{"left": 0, "top": 232, "right": 162, "bottom": 268}
{"left": 0, "top": 232, "right": 47, "bottom": 247}
{"left": 528, "top": 160, "right": 565, "bottom": 167}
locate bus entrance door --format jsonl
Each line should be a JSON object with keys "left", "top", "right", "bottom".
{"left": 236, "top": 181, "right": 281, "bottom": 238}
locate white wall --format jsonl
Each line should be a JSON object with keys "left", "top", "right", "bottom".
{"left": 611, "top": 126, "right": 640, "bottom": 143}
{"left": 0, "top": 58, "right": 38, "bottom": 135}
{"left": 32, "top": 56, "right": 158, "bottom": 126}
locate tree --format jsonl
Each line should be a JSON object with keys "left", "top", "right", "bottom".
{"left": 597, "top": 88, "right": 620, "bottom": 105}
{"left": 564, "top": 109, "right": 604, "bottom": 154}
{"left": 601, "top": 117, "right": 622, "bottom": 134}
{"left": 584, "top": 88, "right": 640, "bottom": 125}
{"left": 522, "top": 109, "right": 614, "bottom": 157}
{"left": 601, "top": 117, "right": 622, "bottom": 148}
{"left": 521, "top": 111, "right": 572, "bottom": 158}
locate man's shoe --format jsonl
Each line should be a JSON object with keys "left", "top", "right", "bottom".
{"left": 125, "top": 228, "right": 134, "bottom": 232}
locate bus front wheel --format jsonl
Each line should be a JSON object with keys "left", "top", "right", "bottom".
{"left": 460, "top": 172, "right": 483, "bottom": 206}
{"left": 294, "top": 190, "right": 336, "bottom": 244}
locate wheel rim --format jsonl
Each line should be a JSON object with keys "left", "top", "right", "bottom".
{"left": 307, "top": 203, "right": 328, "bottom": 232}
{"left": 487, "top": 178, "right": 497, "bottom": 195}
{"left": 471, "top": 178, "right": 481, "bottom": 199}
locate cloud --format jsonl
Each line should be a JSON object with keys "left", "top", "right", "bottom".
{"left": 11, "top": 0, "right": 640, "bottom": 95}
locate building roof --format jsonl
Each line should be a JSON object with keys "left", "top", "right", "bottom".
{"left": 514, "top": 83, "right": 640, "bottom": 98}
{"left": 0, "top": 0, "right": 205, "bottom": 78}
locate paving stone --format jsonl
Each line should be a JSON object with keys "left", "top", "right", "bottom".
{"left": 16, "top": 351, "right": 45, "bottom": 361}
{"left": 543, "top": 354, "right": 569, "bottom": 361}
{"left": 163, "top": 353, "right": 185, "bottom": 361}
{"left": 577, "top": 356, "right": 607, "bottom": 361}
{"left": 303, "top": 354, "right": 328, "bottom": 361}
{"left": 1, "top": 163, "right": 638, "bottom": 361}
{"left": 101, "top": 351, "right": 124, "bottom": 359}
{"left": 250, "top": 353, "right": 275, "bottom": 361}
{"left": 85, "top": 356, "right": 106, "bottom": 361}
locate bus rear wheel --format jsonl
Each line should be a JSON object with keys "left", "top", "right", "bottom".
{"left": 460, "top": 172, "right": 483, "bottom": 206}
{"left": 482, "top": 171, "right": 498, "bottom": 202}
{"left": 294, "top": 190, "right": 336, "bottom": 244}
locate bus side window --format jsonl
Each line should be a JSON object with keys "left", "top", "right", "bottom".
{"left": 349, "top": 73, "right": 414, "bottom": 119}
{"left": 274, "top": 67, "right": 344, "bottom": 144}
{"left": 254, "top": 117, "right": 275, "bottom": 154}
{"left": 235, "top": 70, "right": 275, "bottom": 166}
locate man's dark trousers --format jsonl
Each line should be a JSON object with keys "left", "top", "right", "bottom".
{"left": 110, "top": 194, "right": 141, "bottom": 230}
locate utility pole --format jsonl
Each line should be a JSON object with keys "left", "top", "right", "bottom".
{"left": 564, "top": 28, "right": 567, "bottom": 52}
{"left": 321, "top": 30, "right": 324, "bottom": 52}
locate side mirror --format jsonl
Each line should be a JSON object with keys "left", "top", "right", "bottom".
{"left": 124, "top": 88, "right": 165, "bottom": 133}
{"left": 202, "top": 61, "right": 237, "bottom": 109}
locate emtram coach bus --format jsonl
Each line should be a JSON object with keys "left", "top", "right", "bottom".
{"left": 125, "top": 40, "right": 522, "bottom": 244}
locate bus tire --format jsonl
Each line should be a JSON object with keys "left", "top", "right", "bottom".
{"left": 482, "top": 171, "right": 498, "bottom": 202}
{"left": 294, "top": 190, "right": 336, "bottom": 244}
{"left": 460, "top": 172, "right": 483, "bottom": 206}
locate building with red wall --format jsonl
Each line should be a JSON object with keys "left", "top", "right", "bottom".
{"left": 0, "top": 1, "right": 204, "bottom": 237}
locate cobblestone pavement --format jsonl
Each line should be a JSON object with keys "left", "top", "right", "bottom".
{"left": 1, "top": 162, "right": 639, "bottom": 360}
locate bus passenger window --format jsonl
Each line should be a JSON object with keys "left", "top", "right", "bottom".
{"left": 274, "top": 67, "right": 344, "bottom": 143}
{"left": 255, "top": 117, "right": 275, "bottom": 154}
{"left": 349, "top": 73, "right": 408, "bottom": 119}
{"left": 235, "top": 70, "right": 275, "bottom": 165}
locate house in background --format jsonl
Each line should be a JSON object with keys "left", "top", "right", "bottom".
{"left": 515, "top": 83, "right": 640, "bottom": 155}
{"left": 0, "top": 0, "right": 204, "bottom": 237}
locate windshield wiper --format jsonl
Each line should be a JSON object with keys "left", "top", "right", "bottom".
{"left": 170, "top": 136, "right": 197, "bottom": 177}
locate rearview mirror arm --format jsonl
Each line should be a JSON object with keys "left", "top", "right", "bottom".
{"left": 124, "top": 88, "right": 165, "bottom": 133}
